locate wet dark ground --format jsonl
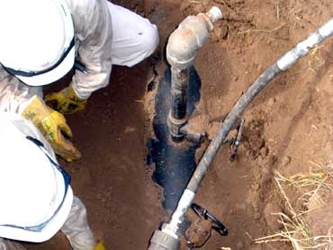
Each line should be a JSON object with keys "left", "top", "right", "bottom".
{"left": 146, "top": 66, "right": 202, "bottom": 211}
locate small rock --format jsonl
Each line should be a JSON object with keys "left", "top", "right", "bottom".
{"left": 267, "top": 137, "right": 275, "bottom": 143}
{"left": 191, "top": 3, "right": 205, "bottom": 13}
{"left": 253, "top": 212, "right": 261, "bottom": 220}
{"left": 254, "top": 172, "right": 262, "bottom": 180}
{"left": 202, "top": 0, "right": 210, "bottom": 6}
{"left": 252, "top": 183, "right": 260, "bottom": 191}
{"left": 253, "top": 205, "right": 259, "bottom": 213}
{"left": 236, "top": 241, "right": 245, "bottom": 249}
{"left": 256, "top": 155, "right": 264, "bottom": 166}
{"left": 235, "top": 203, "right": 247, "bottom": 210}
{"left": 267, "top": 98, "right": 275, "bottom": 107}
{"left": 281, "top": 156, "right": 291, "bottom": 167}
{"left": 261, "top": 165, "right": 271, "bottom": 175}
{"left": 260, "top": 146, "right": 269, "bottom": 157}
{"left": 97, "top": 193, "right": 103, "bottom": 200}
{"left": 212, "top": 25, "right": 228, "bottom": 41}
{"left": 246, "top": 205, "right": 254, "bottom": 214}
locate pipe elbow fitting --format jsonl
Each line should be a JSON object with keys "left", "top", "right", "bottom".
{"left": 167, "top": 16, "right": 210, "bottom": 69}
{"left": 166, "top": 7, "right": 222, "bottom": 69}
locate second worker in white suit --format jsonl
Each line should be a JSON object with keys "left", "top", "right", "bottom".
{"left": 0, "top": 112, "right": 106, "bottom": 250}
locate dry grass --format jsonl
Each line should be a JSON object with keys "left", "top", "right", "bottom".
{"left": 307, "top": 46, "right": 326, "bottom": 73}
{"left": 254, "top": 164, "right": 333, "bottom": 250}
{"left": 237, "top": 23, "right": 285, "bottom": 35}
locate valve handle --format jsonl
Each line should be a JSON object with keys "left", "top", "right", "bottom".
{"left": 191, "top": 203, "right": 228, "bottom": 236}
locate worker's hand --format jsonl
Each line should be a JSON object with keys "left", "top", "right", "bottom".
{"left": 21, "top": 96, "right": 82, "bottom": 162}
{"left": 94, "top": 242, "right": 106, "bottom": 250}
{"left": 44, "top": 83, "right": 87, "bottom": 115}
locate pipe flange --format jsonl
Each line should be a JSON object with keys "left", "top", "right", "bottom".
{"left": 167, "top": 112, "right": 188, "bottom": 135}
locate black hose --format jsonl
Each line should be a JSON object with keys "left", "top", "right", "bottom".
{"left": 187, "top": 63, "right": 281, "bottom": 192}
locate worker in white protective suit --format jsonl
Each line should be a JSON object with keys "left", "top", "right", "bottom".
{"left": 0, "top": 112, "right": 105, "bottom": 250}
{"left": 0, "top": 0, "right": 159, "bottom": 162}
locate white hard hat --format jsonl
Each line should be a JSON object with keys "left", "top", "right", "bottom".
{"left": 0, "top": 0, "right": 75, "bottom": 86}
{"left": 0, "top": 112, "right": 73, "bottom": 242}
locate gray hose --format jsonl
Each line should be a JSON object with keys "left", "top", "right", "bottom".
{"left": 188, "top": 63, "right": 280, "bottom": 190}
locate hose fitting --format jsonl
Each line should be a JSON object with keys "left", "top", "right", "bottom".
{"left": 277, "top": 18, "right": 333, "bottom": 71}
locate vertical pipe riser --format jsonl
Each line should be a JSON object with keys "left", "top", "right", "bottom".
{"left": 166, "top": 7, "right": 222, "bottom": 140}
{"left": 171, "top": 68, "right": 189, "bottom": 120}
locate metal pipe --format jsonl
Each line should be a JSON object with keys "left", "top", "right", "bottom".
{"left": 167, "top": 68, "right": 189, "bottom": 142}
{"left": 170, "top": 68, "right": 188, "bottom": 120}
{"left": 148, "top": 17, "right": 333, "bottom": 248}
{"left": 166, "top": 7, "right": 222, "bottom": 141}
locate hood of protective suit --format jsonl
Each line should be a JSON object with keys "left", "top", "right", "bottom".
{"left": 0, "top": 112, "right": 73, "bottom": 242}
{"left": 0, "top": 0, "right": 75, "bottom": 86}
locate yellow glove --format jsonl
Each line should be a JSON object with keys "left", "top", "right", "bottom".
{"left": 44, "top": 83, "right": 87, "bottom": 115}
{"left": 94, "top": 242, "right": 106, "bottom": 250}
{"left": 21, "top": 96, "right": 82, "bottom": 162}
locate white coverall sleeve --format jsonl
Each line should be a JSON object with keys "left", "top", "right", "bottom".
{"left": 0, "top": 67, "right": 43, "bottom": 114}
{"left": 61, "top": 196, "right": 96, "bottom": 250}
{"left": 66, "top": 0, "right": 113, "bottom": 100}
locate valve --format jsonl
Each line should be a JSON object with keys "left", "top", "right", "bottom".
{"left": 185, "top": 203, "right": 228, "bottom": 249}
